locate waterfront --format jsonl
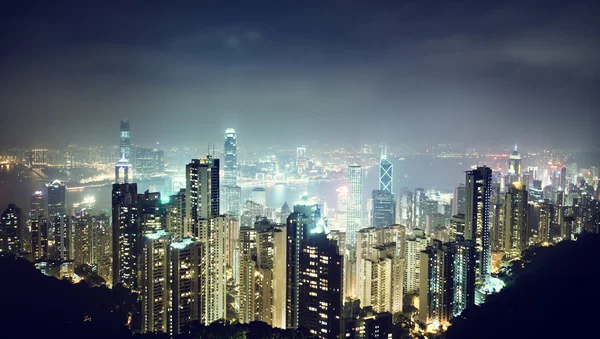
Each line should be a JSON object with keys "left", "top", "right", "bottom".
{"left": 1, "top": 155, "right": 482, "bottom": 214}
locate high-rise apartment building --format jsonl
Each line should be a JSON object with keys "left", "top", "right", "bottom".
{"left": 141, "top": 230, "right": 170, "bottom": 334}
{"left": 166, "top": 189, "right": 186, "bottom": 239}
{"left": 347, "top": 165, "right": 363, "bottom": 244}
{"left": 185, "top": 157, "right": 219, "bottom": 238}
{"left": 404, "top": 228, "right": 427, "bottom": 294}
{"left": 201, "top": 216, "right": 227, "bottom": 325}
{"left": 285, "top": 195, "right": 326, "bottom": 329}
{"left": 504, "top": 183, "right": 528, "bottom": 259}
{"left": 356, "top": 231, "right": 403, "bottom": 315}
{"left": 464, "top": 166, "right": 492, "bottom": 283}
{"left": 419, "top": 237, "right": 475, "bottom": 326}
{"left": 299, "top": 233, "right": 342, "bottom": 339}
{"left": 1, "top": 204, "right": 23, "bottom": 254}
{"left": 169, "top": 238, "right": 200, "bottom": 334}
{"left": 112, "top": 183, "right": 140, "bottom": 289}
{"left": 237, "top": 219, "right": 286, "bottom": 327}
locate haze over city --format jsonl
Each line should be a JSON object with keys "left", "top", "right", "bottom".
{"left": 1, "top": 1, "right": 599, "bottom": 149}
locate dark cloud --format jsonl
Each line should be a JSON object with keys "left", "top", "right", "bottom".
{"left": 0, "top": 0, "right": 598, "bottom": 149}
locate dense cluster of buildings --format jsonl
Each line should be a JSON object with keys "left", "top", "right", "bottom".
{"left": 1, "top": 122, "right": 599, "bottom": 338}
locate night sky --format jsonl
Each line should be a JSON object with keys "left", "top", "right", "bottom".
{"left": 1, "top": 1, "right": 598, "bottom": 149}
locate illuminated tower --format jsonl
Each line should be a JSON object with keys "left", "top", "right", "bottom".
{"left": 112, "top": 183, "right": 140, "bottom": 289}
{"left": 224, "top": 128, "right": 237, "bottom": 187}
{"left": 464, "top": 166, "right": 493, "bottom": 283}
{"left": 503, "top": 183, "right": 528, "bottom": 259}
{"left": 379, "top": 144, "right": 393, "bottom": 193}
{"left": 115, "top": 157, "right": 132, "bottom": 183}
{"left": 507, "top": 146, "right": 521, "bottom": 184}
{"left": 347, "top": 165, "right": 363, "bottom": 244}
{"left": 120, "top": 120, "right": 131, "bottom": 161}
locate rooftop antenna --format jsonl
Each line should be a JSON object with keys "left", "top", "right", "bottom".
{"left": 212, "top": 143, "right": 215, "bottom": 157}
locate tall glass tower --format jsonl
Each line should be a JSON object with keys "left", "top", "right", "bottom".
{"left": 120, "top": 120, "right": 131, "bottom": 160}
{"left": 347, "top": 165, "right": 363, "bottom": 244}
{"left": 379, "top": 144, "right": 393, "bottom": 193}
{"left": 223, "top": 128, "right": 237, "bottom": 187}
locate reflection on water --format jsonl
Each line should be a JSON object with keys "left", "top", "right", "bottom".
{"left": 1, "top": 156, "right": 472, "bottom": 213}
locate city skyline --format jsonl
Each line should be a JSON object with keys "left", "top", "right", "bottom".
{"left": 0, "top": 2, "right": 599, "bottom": 338}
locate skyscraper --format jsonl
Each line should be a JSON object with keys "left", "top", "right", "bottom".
{"left": 286, "top": 195, "right": 325, "bottom": 329}
{"left": 299, "top": 233, "right": 342, "bottom": 339}
{"left": 185, "top": 157, "right": 220, "bottom": 238}
{"left": 419, "top": 237, "right": 475, "bottom": 326}
{"left": 250, "top": 187, "right": 267, "bottom": 206}
{"left": 347, "top": 165, "right": 363, "bottom": 244}
{"left": 184, "top": 156, "right": 225, "bottom": 325}
{"left": 120, "top": 120, "right": 131, "bottom": 160}
{"left": 371, "top": 190, "right": 396, "bottom": 228}
{"left": 202, "top": 216, "right": 227, "bottom": 325}
{"left": 141, "top": 230, "right": 170, "bottom": 334}
{"left": 1, "top": 204, "right": 23, "bottom": 254}
{"left": 356, "top": 227, "right": 404, "bottom": 314}
{"left": 503, "top": 182, "right": 528, "bottom": 259}
{"left": 404, "top": 228, "right": 427, "bottom": 294}
{"left": 379, "top": 144, "right": 393, "bottom": 193}
{"left": 112, "top": 183, "right": 140, "bottom": 289}
{"left": 464, "top": 166, "right": 493, "bottom": 283}
{"left": 47, "top": 180, "right": 66, "bottom": 217}
{"left": 237, "top": 219, "right": 287, "bottom": 327}
{"left": 507, "top": 146, "right": 521, "bottom": 184}
{"left": 223, "top": 128, "right": 237, "bottom": 187}
{"left": 413, "top": 188, "right": 425, "bottom": 229}
{"left": 398, "top": 188, "right": 413, "bottom": 228}
{"left": 30, "top": 191, "right": 45, "bottom": 220}
{"left": 169, "top": 238, "right": 201, "bottom": 334}
{"left": 296, "top": 147, "right": 307, "bottom": 175}
{"left": 452, "top": 184, "right": 466, "bottom": 216}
